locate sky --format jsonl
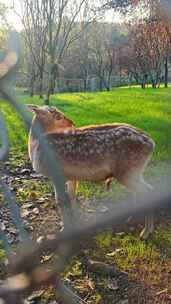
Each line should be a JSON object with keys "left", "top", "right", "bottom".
{"left": 1, "top": 0, "right": 23, "bottom": 30}
{"left": 1, "top": 0, "right": 122, "bottom": 31}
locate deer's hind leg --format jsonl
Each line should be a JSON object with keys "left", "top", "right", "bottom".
{"left": 117, "top": 173, "right": 154, "bottom": 240}
{"left": 134, "top": 181, "right": 154, "bottom": 240}
{"left": 105, "top": 178, "right": 113, "bottom": 192}
{"left": 137, "top": 179, "right": 154, "bottom": 240}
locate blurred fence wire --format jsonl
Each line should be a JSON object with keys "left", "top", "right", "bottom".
{"left": 0, "top": 30, "right": 171, "bottom": 304}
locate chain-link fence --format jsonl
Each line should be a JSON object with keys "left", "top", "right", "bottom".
{"left": 15, "top": 73, "right": 132, "bottom": 93}
{"left": 0, "top": 30, "right": 171, "bottom": 304}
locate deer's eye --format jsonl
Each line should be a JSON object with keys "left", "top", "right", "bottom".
{"left": 47, "top": 107, "right": 64, "bottom": 119}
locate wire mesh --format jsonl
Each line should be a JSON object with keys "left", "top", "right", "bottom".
{"left": 0, "top": 27, "right": 171, "bottom": 304}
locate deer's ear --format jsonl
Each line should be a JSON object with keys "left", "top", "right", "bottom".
{"left": 26, "top": 104, "right": 39, "bottom": 113}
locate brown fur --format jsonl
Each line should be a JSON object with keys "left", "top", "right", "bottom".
{"left": 28, "top": 105, "right": 155, "bottom": 239}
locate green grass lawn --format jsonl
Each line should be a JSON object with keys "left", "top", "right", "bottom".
{"left": 1, "top": 85, "right": 171, "bottom": 217}
{"left": 1, "top": 85, "right": 171, "bottom": 195}
{"left": 1, "top": 86, "right": 171, "bottom": 302}
{"left": 1, "top": 86, "right": 171, "bottom": 162}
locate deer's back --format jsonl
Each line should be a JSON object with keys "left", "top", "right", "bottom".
{"left": 30, "top": 124, "right": 155, "bottom": 181}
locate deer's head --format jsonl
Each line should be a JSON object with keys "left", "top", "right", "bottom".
{"left": 27, "top": 105, "right": 75, "bottom": 133}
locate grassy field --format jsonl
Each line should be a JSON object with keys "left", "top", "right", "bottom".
{"left": 2, "top": 86, "right": 171, "bottom": 195}
{"left": 1, "top": 86, "right": 171, "bottom": 303}
{"left": 2, "top": 86, "right": 171, "bottom": 160}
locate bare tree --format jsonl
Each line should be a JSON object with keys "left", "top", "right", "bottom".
{"left": 88, "top": 23, "right": 127, "bottom": 91}
{"left": 16, "top": 0, "right": 49, "bottom": 98}
{"left": 16, "top": 0, "right": 98, "bottom": 103}
{"left": 121, "top": 18, "right": 171, "bottom": 89}
{"left": 44, "top": 0, "right": 98, "bottom": 103}
{"left": 60, "top": 22, "right": 129, "bottom": 92}
{"left": 0, "top": 3, "right": 9, "bottom": 49}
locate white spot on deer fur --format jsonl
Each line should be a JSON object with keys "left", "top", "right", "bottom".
{"left": 115, "top": 130, "right": 123, "bottom": 136}
{"left": 115, "top": 139, "right": 123, "bottom": 145}
{"left": 64, "top": 130, "right": 69, "bottom": 134}
{"left": 131, "top": 134, "right": 138, "bottom": 141}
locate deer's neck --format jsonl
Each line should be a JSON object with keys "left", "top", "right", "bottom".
{"left": 29, "top": 116, "right": 75, "bottom": 152}
{"left": 29, "top": 117, "right": 45, "bottom": 142}
{"left": 28, "top": 117, "right": 42, "bottom": 162}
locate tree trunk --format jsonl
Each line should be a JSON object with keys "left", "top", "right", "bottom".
{"left": 39, "top": 69, "right": 44, "bottom": 99}
{"left": 141, "top": 75, "right": 146, "bottom": 89}
{"left": 51, "top": 75, "right": 56, "bottom": 94}
{"left": 44, "top": 69, "right": 54, "bottom": 105}
{"left": 44, "top": 75, "right": 53, "bottom": 105}
{"left": 29, "top": 74, "right": 35, "bottom": 97}
{"left": 106, "top": 72, "right": 112, "bottom": 91}
{"left": 99, "top": 77, "right": 103, "bottom": 91}
{"left": 152, "top": 82, "right": 156, "bottom": 89}
{"left": 164, "top": 58, "right": 168, "bottom": 88}
{"left": 102, "top": 78, "right": 110, "bottom": 91}
{"left": 44, "top": 62, "right": 58, "bottom": 104}
{"left": 30, "top": 88, "right": 34, "bottom": 97}
{"left": 44, "top": 85, "right": 51, "bottom": 105}
{"left": 83, "top": 78, "right": 87, "bottom": 91}
{"left": 141, "top": 82, "right": 145, "bottom": 89}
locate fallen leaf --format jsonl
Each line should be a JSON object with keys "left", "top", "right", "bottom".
{"left": 156, "top": 289, "right": 168, "bottom": 296}
{"left": 107, "top": 249, "right": 123, "bottom": 257}
{"left": 33, "top": 207, "right": 39, "bottom": 215}
{"left": 21, "top": 209, "right": 30, "bottom": 218}
{"left": 108, "top": 279, "right": 119, "bottom": 291}
{"left": 87, "top": 279, "right": 95, "bottom": 290}
{"left": 22, "top": 203, "right": 34, "bottom": 209}
{"left": 42, "top": 254, "right": 53, "bottom": 262}
{"left": 99, "top": 206, "right": 109, "bottom": 213}
{"left": 87, "top": 209, "right": 95, "bottom": 213}
{"left": 28, "top": 191, "right": 37, "bottom": 200}
{"left": 37, "top": 236, "right": 44, "bottom": 243}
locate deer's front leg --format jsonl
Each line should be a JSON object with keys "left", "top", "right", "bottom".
{"left": 105, "top": 178, "right": 113, "bottom": 192}
{"left": 66, "top": 180, "right": 79, "bottom": 202}
{"left": 54, "top": 183, "right": 76, "bottom": 229}
{"left": 54, "top": 180, "right": 79, "bottom": 205}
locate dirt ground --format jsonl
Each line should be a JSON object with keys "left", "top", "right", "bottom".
{"left": 0, "top": 155, "right": 171, "bottom": 304}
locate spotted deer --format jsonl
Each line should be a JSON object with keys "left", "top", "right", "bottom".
{"left": 28, "top": 105, "right": 155, "bottom": 240}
